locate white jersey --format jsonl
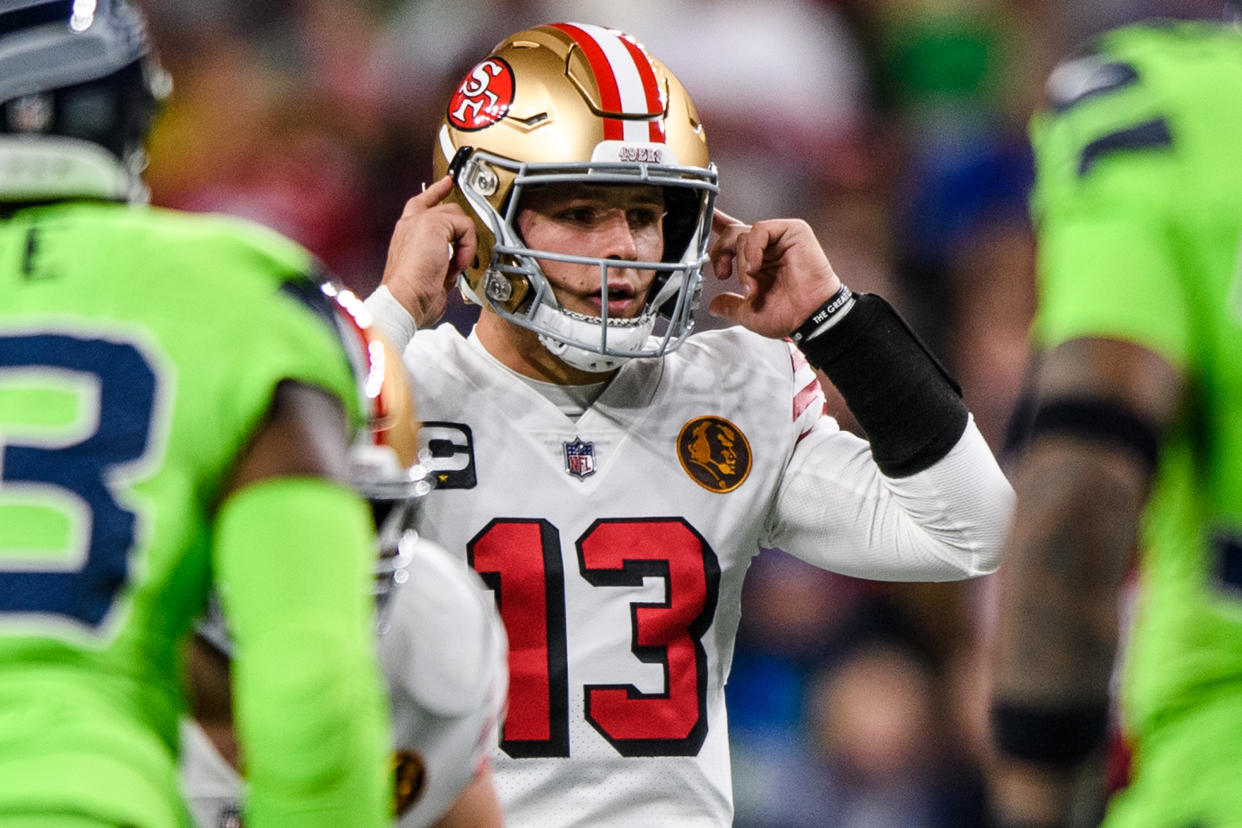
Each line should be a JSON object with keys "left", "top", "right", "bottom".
{"left": 381, "top": 535, "right": 508, "bottom": 827}
{"left": 179, "top": 538, "right": 508, "bottom": 828}
{"left": 399, "top": 322, "right": 1012, "bottom": 827}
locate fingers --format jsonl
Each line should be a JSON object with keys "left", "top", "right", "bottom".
{"left": 710, "top": 210, "right": 782, "bottom": 279}
{"left": 422, "top": 174, "right": 456, "bottom": 202}
{"left": 710, "top": 245, "right": 736, "bottom": 281}
{"left": 712, "top": 208, "right": 744, "bottom": 234}
{"left": 709, "top": 215, "right": 846, "bottom": 338}
{"left": 706, "top": 291, "right": 747, "bottom": 324}
{"left": 402, "top": 175, "right": 455, "bottom": 217}
{"left": 394, "top": 186, "right": 476, "bottom": 273}
{"left": 713, "top": 221, "right": 774, "bottom": 280}
{"left": 710, "top": 210, "right": 745, "bottom": 281}
{"left": 738, "top": 223, "right": 777, "bottom": 277}
{"left": 448, "top": 214, "right": 478, "bottom": 277}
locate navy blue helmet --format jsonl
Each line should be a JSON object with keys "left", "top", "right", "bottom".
{"left": 0, "top": 0, "right": 170, "bottom": 200}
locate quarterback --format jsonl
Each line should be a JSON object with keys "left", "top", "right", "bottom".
{"left": 0, "top": 0, "right": 389, "bottom": 825}
{"left": 367, "top": 21, "right": 1015, "bottom": 827}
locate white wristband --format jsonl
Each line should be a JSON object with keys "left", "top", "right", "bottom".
{"left": 363, "top": 285, "right": 418, "bottom": 353}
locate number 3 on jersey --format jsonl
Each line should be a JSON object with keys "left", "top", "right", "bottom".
{"left": 469, "top": 517, "right": 721, "bottom": 758}
{"left": 0, "top": 332, "right": 164, "bottom": 633}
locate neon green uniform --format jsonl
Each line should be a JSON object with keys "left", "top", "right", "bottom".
{"left": 1030, "top": 20, "right": 1242, "bottom": 827}
{"left": 0, "top": 202, "right": 389, "bottom": 827}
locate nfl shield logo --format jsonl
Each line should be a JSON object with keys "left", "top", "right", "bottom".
{"left": 563, "top": 437, "right": 596, "bottom": 480}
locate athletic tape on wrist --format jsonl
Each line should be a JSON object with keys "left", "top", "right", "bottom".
{"left": 796, "top": 293, "right": 968, "bottom": 476}
{"left": 991, "top": 701, "right": 1109, "bottom": 766}
{"left": 1019, "top": 395, "right": 1161, "bottom": 475}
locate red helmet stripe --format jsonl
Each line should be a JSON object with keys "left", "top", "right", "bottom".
{"left": 549, "top": 22, "right": 665, "bottom": 145}
{"left": 616, "top": 34, "right": 666, "bottom": 143}
{"left": 549, "top": 22, "right": 624, "bottom": 140}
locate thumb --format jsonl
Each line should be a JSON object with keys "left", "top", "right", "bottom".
{"left": 708, "top": 291, "right": 748, "bottom": 323}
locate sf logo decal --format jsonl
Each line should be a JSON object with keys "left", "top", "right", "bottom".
{"left": 448, "top": 58, "right": 515, "bottom": 130}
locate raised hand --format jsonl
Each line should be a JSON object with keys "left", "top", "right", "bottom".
{"left": 707, "top": 209, "right": 842, "bottom": 339}
{"left": 381, "top": 176, "right": 479, "bottom": 327}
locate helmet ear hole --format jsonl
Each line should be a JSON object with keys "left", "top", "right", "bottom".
{"left": 661, "top": 187, "right": 702, "bottom": 263}
{"left": 45, "top": 62, "right": 160, "bottom": 162}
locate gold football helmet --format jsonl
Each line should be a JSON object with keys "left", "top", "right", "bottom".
{"left": 353, "top": 333, "right": 431, "bottom": 613}
{"left": 324, "top": 283, "right": 432, "bottom": 610}
{"left": 434, "top": 21, "right": 719, "bottom": 372}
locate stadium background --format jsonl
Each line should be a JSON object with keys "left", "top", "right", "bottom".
{"left": 135, "top": 2, "right": 1223, "bottom": 824}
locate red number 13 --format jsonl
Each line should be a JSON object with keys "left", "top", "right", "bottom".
{"left": 468, "top": 517, "right": 720, "bottom": 758}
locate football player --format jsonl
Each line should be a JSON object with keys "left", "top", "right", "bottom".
{"left": 0, "top": 1, "right": 390, "bottom": 825}
{"left": 364, "top": 21, "right": 1015, "bottom": 827}
{"left": 180, "top": 339, "right": 509, "bottom": 828}
{"left": 989, "top": 9, "right": 1242, "bottom": 827}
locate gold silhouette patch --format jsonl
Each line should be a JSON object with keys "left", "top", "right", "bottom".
{"left": 677, "top": 416, "right": 751, "bottom": 493}
{"left": 393, "top": 749, "right": 427, "bottom": 816}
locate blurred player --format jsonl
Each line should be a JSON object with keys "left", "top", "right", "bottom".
{"left": 0, "top": 1, "right": 390, "bottom": 825}
{"left": 181, "top": 355, "right": 509, "bottom": 828}
{"left": 364, "top": 21, "right": 1015, "bottom": 826}
{"left": 988, "top": 11, "right": 1242, "bottom": 828}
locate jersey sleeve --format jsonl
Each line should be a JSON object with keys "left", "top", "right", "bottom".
{"left": 789, "top": 341, "right": 829, "bottom": 440}
{"left": 363, "top": 285, "right": 419, "bottom": 356}
{"left": 765, "top": 340, "right": 1011, "bottom": 580}
{"left": 1028, "top": 27, "right": 1194, "bottom": 365}
{"left": 764, "top": 414, "right": 1011, "bottom": 581}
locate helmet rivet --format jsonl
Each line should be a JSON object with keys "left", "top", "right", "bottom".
{"left": 469, "top": 162, "right": 499, "bottom": 197}
{"left": 485, "top": 270, "right": 513, "bottom": 302}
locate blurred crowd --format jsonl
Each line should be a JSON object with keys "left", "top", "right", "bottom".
{"left": 136, "top": 1, "right": 1229, "bottom": 825}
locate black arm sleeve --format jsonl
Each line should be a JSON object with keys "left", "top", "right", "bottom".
{"left": 797, "top": 293, "right": 969, "bottom": 477}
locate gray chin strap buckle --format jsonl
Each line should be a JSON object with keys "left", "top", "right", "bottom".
{"left": 484, "top": 270, "right": 513, "bottom": 303}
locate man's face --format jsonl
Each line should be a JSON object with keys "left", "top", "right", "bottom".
{"left": 516, "top": 182, "right": 665, "bottom": 319}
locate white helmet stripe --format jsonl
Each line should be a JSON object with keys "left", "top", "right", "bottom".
{"left": 549, "top": 22, "right": 665, "bottom": 144}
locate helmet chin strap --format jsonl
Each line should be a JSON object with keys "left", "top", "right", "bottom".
{"left": 536, "top": 334, "right": 625, "bottom": 373}
{"left": 531, "top": 303, "right": 656, "bottom": 374}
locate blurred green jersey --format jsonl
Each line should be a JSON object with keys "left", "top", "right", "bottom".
{"left": 1030, "top": 19, "right": 1242, "bottom": 826}
{"left": 0, "top": 202, "right": 364, "bottom": 826}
